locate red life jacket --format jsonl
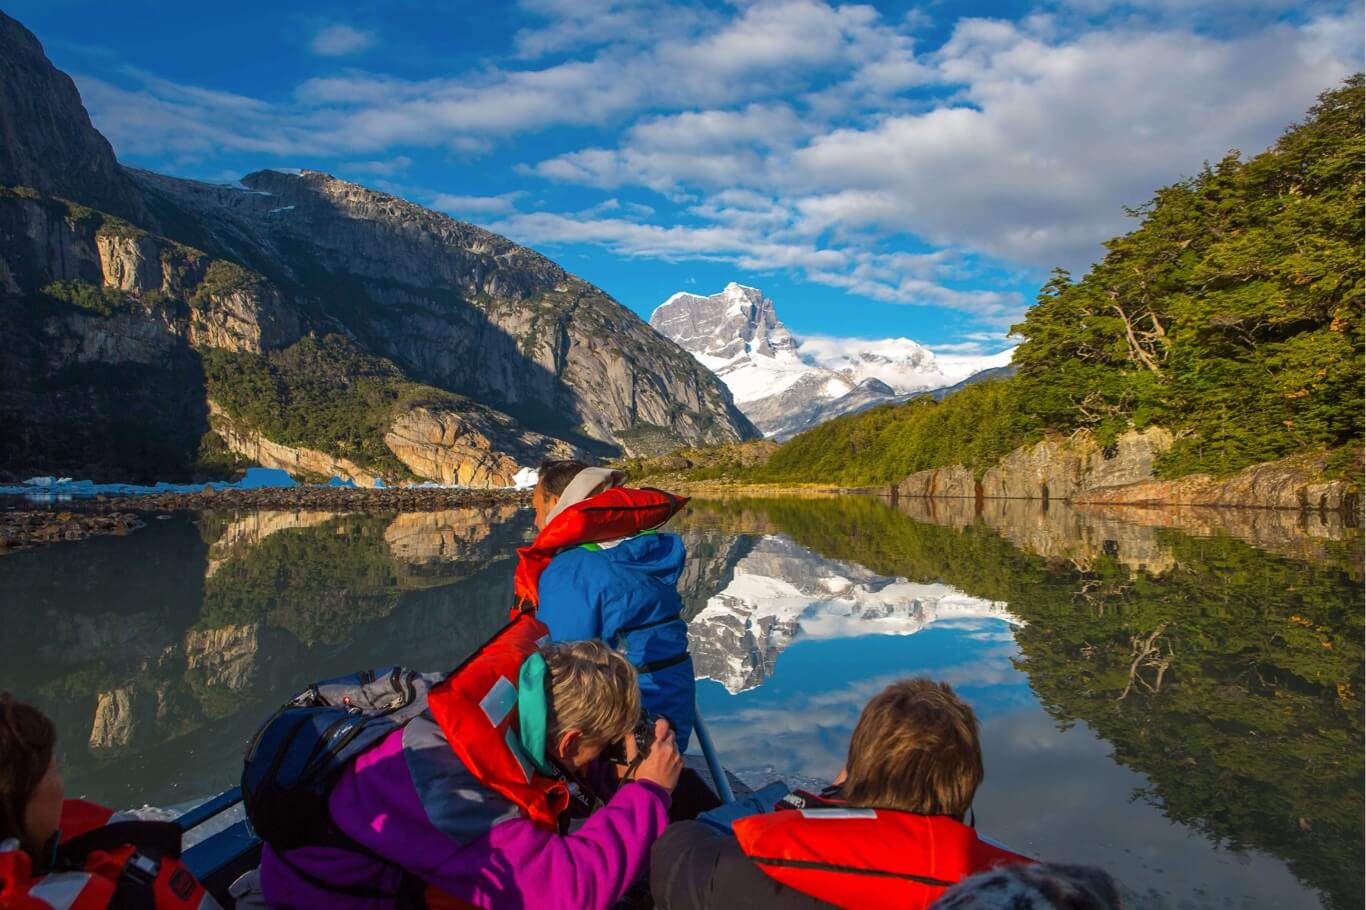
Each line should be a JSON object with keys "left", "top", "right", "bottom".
{"left": 733, "top": 807, "right": 1034, "bottom": 910}
{"left": 425, "top": 613, "right": 568, "bottom": 831}
{"left": 0, "top": 800, "right": 216, "bottom": 910}
{"left": 513, "top": 487, "right": 688, "bottom": 611}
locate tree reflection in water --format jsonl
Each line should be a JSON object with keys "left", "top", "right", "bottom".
{"left": 677, "top": 496, "right": 1363, "bottom": 910}
{"left": 0, "top": 495, "right": 1359, "bottom": 908}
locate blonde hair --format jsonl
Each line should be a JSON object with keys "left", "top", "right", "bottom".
{"left": 541, "top": 640, "right": 640, "bottom": 747}
{"left": 842, "top": 679, "right": 983, "bottom": 818}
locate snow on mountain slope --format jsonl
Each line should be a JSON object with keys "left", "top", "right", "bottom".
{"left": 650, "top": 283, "right": 1013, "bottom": 439}
{"left": 688, "top": 535, "right": 1019, "bottom": 693}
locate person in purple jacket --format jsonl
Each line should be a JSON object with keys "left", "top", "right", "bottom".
{"left": 259, "top": 636, "right": 684, "bottom": 910}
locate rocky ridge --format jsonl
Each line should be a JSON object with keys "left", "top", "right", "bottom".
{"left": 0, "top": 10, "right": 754, "bottom": 484}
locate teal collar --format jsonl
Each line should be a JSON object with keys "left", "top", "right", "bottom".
{"left": 517, "top": 652, "right": 557, "bottom": 777}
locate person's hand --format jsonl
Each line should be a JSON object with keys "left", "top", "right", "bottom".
{"left": 629, "top": 719, "right": 683, "bottom": 792}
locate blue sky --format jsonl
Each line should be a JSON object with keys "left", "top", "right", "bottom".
{"left": 8, "top": 0, "right": 1361, "bottom": 353}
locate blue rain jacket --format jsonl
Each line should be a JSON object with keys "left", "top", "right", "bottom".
{"left": 536, "top": 532, "right": 695, "bottom": 751}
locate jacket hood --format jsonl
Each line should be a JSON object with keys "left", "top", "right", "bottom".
{"left": 589, "top": 532, "right": 686, "bottom": 583}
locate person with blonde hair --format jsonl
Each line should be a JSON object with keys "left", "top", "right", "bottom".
{"left": 651, "top": 679, "right": 1034, "bottom": 910}
{"left": 259, "top": 616, "right": 683, "bottom": 910}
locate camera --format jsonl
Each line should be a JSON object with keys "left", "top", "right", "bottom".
{"left": 606, "top": 710, "right": 670, "bottom": 765}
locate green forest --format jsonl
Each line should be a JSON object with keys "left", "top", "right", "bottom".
{"left": 202, "top": 334, "right": 471, "bottom": 479}
{"left": 757, "top": 76, "right": 1363, "bottom": 486}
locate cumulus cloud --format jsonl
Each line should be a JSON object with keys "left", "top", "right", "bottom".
{"left": 71, "top": 0, "right": 1363, "bottom": 333}
{"left": 523, "top": 8, "right": 1360, "bottom": 272}
{"left": 431, "top": 191, "right": 527, "bottom": 216}
{"left": 488, "top": 208, "right": 1028, "bottom": 323}
{"left": 342, "top": 155, "right": 413, "bottom": 176}
{"left": 789, "top": 13, "right": 1361, "bottom": 268}
{"left": 310, "top": 24, "right": 374, "bottom": 57}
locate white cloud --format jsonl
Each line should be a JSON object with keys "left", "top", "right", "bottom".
{"left": 522, "top": 7, "right": 1361, "bottom": 274}
{"left": 430, "top": 191, "right": 527, "bottom": 216}
{"left": 343, "top": 155, "right": 413, "bottom": 176}
{"left": 310, "top": 24, "right": 374, "bottom": 57}
{"left": 69, "top": 0, "right": 1362, "bottom": 333}
{"left": 488, "top": 209, "right": 1027, "bottom": 323}
{"left": 513, "top": 0, "right": 720, "bottom": 59}
{"left": 788, "top": 13, "right": 1361, "bottom": 267}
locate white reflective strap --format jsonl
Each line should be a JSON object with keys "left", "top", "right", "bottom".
{"left": 28, "top": 871, "right": 94, "bottom": 909}
{"left": 798, "top": 807, "right": 878, "bottom": 819}
{"left": 479, "top": 676, "right": 517, "bottom": 729}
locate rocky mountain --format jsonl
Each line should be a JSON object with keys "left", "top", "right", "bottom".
{"left": 688, "top": 534, "right": 1018, "bottom": 693}
{"left": 0, "top": 10, "right": 755, "bottom": 484}
{"left": 651, "top": 283, "right": 1012, "bottom": 439}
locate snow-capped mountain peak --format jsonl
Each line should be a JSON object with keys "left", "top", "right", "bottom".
{"left": 650, "top": 283, "right": 1014, "bottom": 439}
{"left": 652, "top": 282, "right": 799, "bottom": 366}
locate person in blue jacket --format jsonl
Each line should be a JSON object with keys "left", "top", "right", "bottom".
{"left": 531, "top": 460, "right": 696, "bottom": 753}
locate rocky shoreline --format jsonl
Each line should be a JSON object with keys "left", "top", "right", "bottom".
{"left": 0, "top": 510, "right": 144, "bottom": 553}
{"left": 0, "top": 486, "right": 530, "bottom": 553}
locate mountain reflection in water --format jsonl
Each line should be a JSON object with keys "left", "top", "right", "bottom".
{"left": 0, "top": 495, "right": 1359, "bottom": 910}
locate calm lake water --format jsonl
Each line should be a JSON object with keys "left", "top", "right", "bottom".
{"left": 1, "top": 495, "right": 1361, "bottom": 909}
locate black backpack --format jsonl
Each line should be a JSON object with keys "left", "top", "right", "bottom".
{"left": 241, "top": 666, "right": 440, "bottom": 855}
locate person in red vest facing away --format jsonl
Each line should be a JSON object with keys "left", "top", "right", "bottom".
{"left": 0, "top": 694, "right": 220, "bottom": 910}
{"left": 521, "top": 461, "right": 696, "bottom": 752}
{"left": 650, "top": 679, "right": 1035, "bottom": 910}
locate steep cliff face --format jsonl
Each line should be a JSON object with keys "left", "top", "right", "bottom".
{"left": 0, "top": 12, "right": 754, "bottom": 482}
{"left": 0, "top": 12, "right": 148, "bottom": 225}
{"left": 133, "top": 168, "right": 755, "bottom": 456}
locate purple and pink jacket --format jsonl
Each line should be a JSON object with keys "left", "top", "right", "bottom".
{"left": 259, "top": 713, "right": 670, "bottom": 910}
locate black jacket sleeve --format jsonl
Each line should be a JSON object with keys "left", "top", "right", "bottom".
{"left": 650, "top": 820, "right": 838, "bottom": 910}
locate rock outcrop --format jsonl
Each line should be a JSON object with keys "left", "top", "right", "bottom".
{"left": 896, "top": 427, "right": 1358, "bottom": 514}
{"left": 0, "top": 12, "right": 755, "bottom": 482}
{"left": 385, "top": 406, "right": 577, "bottom": 487}
{"left": 980, "top": 427, "right": 1172, "bottom": 502}
{"left": 209, "top": 402, "right": 386, "bottom": 487}
{"left": 1073, "top": 451, "right": 1360, "bottom": 512}
{"left": 898, "top": 428, "right": 1173, "bottom": 503}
